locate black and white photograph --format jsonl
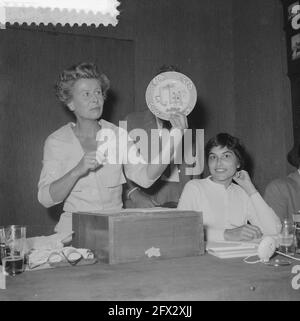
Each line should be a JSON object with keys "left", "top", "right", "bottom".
{"left": 0, "top": 0, "right": 299, "bottom": 307}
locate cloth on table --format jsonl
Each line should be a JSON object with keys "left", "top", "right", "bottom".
{"left": 25, "top": 232, "right": 94, "bottom": 269}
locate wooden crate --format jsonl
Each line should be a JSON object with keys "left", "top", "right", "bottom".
{"left": 72, "top": 209, "right": 204, "bottom": 264}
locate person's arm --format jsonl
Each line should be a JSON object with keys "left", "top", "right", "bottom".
{"left": 38, "top": 137, "right": 103, "bottom": 207}
{"left": 233, "top": 170, "right": 282, "bottom": 236}
{"left": 127, "top": 113, "right": 188, "bottom": 186}
{"left": 49, "top": 151, "right": 102, "bottom": 204}
{"left": 123, "top": 179, "right": 158, "bottom": 208}
{"left": 246, "top": 192, "right": 282, "bottom": 235}
{"left": 264, "top": 180, "right": 288, "bottom": 222}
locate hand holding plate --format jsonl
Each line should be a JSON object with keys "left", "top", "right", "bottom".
{"left": 169, "top": 112, "right": 188, "bottom": 130}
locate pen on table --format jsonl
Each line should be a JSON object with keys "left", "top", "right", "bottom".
{"left": 230, "top": 223, "right": 252, "bottom": 228}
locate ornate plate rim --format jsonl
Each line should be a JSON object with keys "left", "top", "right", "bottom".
{"left": 145, "top": 71, "right": 197, "bottom": 120}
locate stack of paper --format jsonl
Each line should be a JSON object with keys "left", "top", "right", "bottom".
{"left": 206, "top": 240, "right": 259, "bottom": 258}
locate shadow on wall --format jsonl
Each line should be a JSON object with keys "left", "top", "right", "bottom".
{"left": 46, "top": 203, "right": 64, "bottom": 225}
{"left": 188, "top": 98, "right": 206, "bottom": 131}
{"left": 101, "top": 90, "right": 120, "bottom": 125}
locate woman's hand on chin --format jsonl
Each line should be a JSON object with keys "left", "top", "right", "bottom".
{"left": 232, "top": 170, "right": 257, "bottom": 196}
{"left": 224, "top": 224, "right": 262, "bottom": 241}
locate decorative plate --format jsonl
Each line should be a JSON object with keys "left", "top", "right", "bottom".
{"left": 145, "top": 71, "right": 197, "bottom": 120}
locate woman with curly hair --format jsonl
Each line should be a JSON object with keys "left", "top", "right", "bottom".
{"left": 38, "top": 62, "right": 187, "bottom": 234}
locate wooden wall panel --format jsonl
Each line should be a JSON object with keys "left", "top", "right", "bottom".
{"left": 134, "top": 0, "right": 235, "bottom": 143}
{"left": 0, "top": 28, "right": 134, "bottom": 229}
{"left": 233, "top": 0, "right": 293, "bottom": 191}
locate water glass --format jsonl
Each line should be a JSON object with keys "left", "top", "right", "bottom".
{"left": 0, "top": 227, "right": 5, "bottom": 265}
{"left": 1, "top": 225, "right": 26, "bottom": 276}
{"left": 278, "top": 218, "right": 295, "bottom": 256}
{"left": 293, "top": 213, "right": 300, "bottom": 254}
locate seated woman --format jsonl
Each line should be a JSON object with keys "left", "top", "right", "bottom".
{"left": 264, "top": 143, "right": 300, "bottom": 221}
{"left": 38, "top": 62, "right": 187, "bottom": 234}
{"left": 177, "top": 133, "right": 281, "bottom": 242}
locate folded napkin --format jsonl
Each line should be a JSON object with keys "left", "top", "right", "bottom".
{"left": 28, "top": 246, "right": 95, "bottom": 269}
{"left": 25, "top": 232, "right": 94, "bottom": 269}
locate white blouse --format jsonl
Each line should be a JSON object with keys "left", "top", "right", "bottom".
{"left": 38, "top": 119, "right": 157, "bottom": 223}
{"left": 177, "top": 177, "right": 282, "bottom": 241}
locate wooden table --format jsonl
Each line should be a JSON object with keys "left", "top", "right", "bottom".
{"left": 0, "top": 253, "right": 299, "bottom": 301}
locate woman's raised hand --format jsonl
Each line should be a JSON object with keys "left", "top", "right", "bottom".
{"left": 169, "top": 112, "right": 188, "bottom": 130}
{"left": 232, "top": 170, "right": 257, "bottom": 196}
{"left": 75, "top": 151, "right": 103, "bottom": 176}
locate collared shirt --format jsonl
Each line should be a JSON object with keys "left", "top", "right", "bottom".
{"left": 38, "top": 119, "right": 157, "bottom": 214}
{"left": 264, "top": 170, "right": 300, "bottom": 221}
{"left": 177, "top": 177, "right": 282, "bottom": 241}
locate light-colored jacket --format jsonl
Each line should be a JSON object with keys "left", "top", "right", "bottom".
{"left": 38, "top": 119, "right": 157, "bottom": 213}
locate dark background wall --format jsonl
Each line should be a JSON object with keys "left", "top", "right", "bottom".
{"left": 0, "top": 0, "right": 293, "bottom": 231}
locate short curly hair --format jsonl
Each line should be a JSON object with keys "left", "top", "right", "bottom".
{"left": 205, "top": 133, "right": 246, "bottom": 170}
{"left": 55, "top": 62, "right": 110, "bottom": 105}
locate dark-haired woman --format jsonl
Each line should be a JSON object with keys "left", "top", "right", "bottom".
{"left": 38, "top": 62, "right": 187, "bottom": 234}
{"left": 178, "top": 133, "right": 281, "bottom": 242}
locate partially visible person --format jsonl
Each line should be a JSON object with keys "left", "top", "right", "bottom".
{"left": 178, "top": 133, "right": 281, "bottom": 242}
{"left": 38, "top": 62, "right": 188, "bottom": 234}
{"left": 264, "top": 143, "right": 300, "bottom": 221}
{"left": 123, "top": 65, "right": 201, "bottom": 208}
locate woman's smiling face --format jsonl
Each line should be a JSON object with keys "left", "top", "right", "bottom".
{"left": 208, "top": 145, "right": 240, "bottom": 186}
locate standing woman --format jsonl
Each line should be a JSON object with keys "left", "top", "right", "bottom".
{"left": 38, "top": 62, "right": 187, "bottom": 234}
{"left": 178, "top": 133, "right": 281, "bottom": 242}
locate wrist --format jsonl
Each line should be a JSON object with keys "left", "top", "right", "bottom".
{"left": 247, "top": 188, "right": 258, "bottom": 197}
{"left": 71, "top": 166, "right": 83, "bottom": 179}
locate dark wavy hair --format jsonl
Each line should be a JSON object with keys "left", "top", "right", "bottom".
{"left": 55, "top": 62, "right": 110, "bottom": 105}
{"left": 205, "top": 133, "right": 246, "bottom": 170}
{"left": 156, "top": 64, "right": 180, "bottom": 75}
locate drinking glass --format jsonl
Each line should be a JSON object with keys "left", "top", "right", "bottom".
{"left": 2, "top": 225, "right": 26, "bottom": 276}
{"left": 278, "top": 218, "right": 295, "bottom": 256}
{"left": 293, "top": 212, "right": 300, "bottom": 254}
{"left": 0, "top": 227, "right": 5, "bottom": 265}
